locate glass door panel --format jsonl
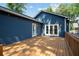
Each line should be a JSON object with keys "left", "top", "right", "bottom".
{"left": 54, "top": 25, "right": 57, "bottom": 35}
{"left": 32, "top": 23, "right": 36, "bottom": 37}
{"left": 50, "top": 26, "right": 53, "bottom": 35}
{"left": 46, "top": 26, "right": 49, "bottom": 34}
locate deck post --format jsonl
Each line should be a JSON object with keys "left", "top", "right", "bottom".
{"left": 0, "top": 44, "right": 3, "bottom": 56}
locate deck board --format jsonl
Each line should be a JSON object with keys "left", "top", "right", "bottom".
{"left": 3, "top": 36, "right": 72, "bottom": 56}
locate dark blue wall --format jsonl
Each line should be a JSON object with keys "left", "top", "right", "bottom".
{"left": 36, "top": 23, "right": 42, "bottom": 36}
{"left": 35, "top": 12, "right": 68, "bottom": 37}
{"left": 0, "top": 12, "right": 33, "bottom": 44}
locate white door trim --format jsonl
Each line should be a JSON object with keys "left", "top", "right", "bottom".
{"left": 45, "top": 24, "right": 59, "bottom": 36}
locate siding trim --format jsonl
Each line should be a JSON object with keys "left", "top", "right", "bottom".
{"left": 65, "top": 18, "right": 66, "bottom": 32}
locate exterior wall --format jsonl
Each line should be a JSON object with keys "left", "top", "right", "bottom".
{"left": 32, "top": 22, "right": 42, "bottom": 37}
{"left": 35, "top": 12, "right": 67, "bottom": 37}
{"left": 66, "top": 20, "right": 69, "bottom": 32}
{"left": 0, "top": 12, "right": 33, "bottom": 44}
{"left": 36, "top": 23, "right": 42, "bottom": 36}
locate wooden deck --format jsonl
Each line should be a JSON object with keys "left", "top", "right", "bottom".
{"left": 3, "top": 36, "right": 72, "bottom": 56}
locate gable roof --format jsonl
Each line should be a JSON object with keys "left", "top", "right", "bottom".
{"left": 34, "top": 11, "right": 68, "bottom": 19}
{"left": 0, "top": 6, "right": 43, "bottom": 24}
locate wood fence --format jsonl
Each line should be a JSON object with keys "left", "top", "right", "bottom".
{"left": 65, "top": 32, "right": 79, "bottom": 56}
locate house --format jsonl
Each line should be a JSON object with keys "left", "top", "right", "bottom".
{"left": 72, "top": 23, "right": 78, "bottom": 33}
{"left": 71, "top": 17, "right": 79, "bottom": 33}
{"left": 34, "top": 11, "right": 69, "bottom": 37}
{"left": 75, "top": 17, "right": 79, "bottom": 33}
{"left": 0, "top": 6, "right": 69, "bottom": 45}
{"left": 0, "top": 6, "right": 43, "bottom": 44}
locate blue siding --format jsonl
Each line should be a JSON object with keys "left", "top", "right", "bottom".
{"left": 0, "top": 13, "right": 32, "bottom": 44}
{"left": 35, "top": 12, "right": 67, "bottom": 37}
{"left": 36, "top": 23, "right": 42, "bottom": 36}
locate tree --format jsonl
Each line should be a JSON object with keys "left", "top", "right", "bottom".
{"left": 7, "top": 3, "right": 27, "bottom": 13}
{"left": 44, "top": 6, "right": 53, "bottom": 13}
{"left": 56, "top": 3, "right": 79, "bottom": 31}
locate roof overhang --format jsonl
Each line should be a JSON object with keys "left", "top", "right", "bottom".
{"left": 34, "top": 11, "right": 68, "bottom": 19}
{"left": 0, "top": 6, "right": 43, "bottom": 24}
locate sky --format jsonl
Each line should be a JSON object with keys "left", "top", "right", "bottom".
{"left": 0, "top": 3, "right": 60, "bottom": 17}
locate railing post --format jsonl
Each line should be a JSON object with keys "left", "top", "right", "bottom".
{"left": 0, "top": 44, "right": 3, "bottom": 56}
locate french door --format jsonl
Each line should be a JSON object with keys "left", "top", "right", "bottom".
{"left": 32, "top": 23, "right": 37, "bottom": 37}
{"left": 45, "top": 24, "right": 59, "bottom": 36}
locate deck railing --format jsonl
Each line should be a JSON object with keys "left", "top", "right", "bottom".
{"left": 65, "top": 32, "right": 79, "bottom": 56}
{"left": 0, "top": 44, "right": 3, "bottom": 56}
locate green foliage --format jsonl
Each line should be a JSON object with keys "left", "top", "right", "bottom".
{"left": 44, "top": 6, "right": 53, "bottom": 13}
{"left": 56, "top": 3, "right": 79, "bottom": 31}
{"left": 7, "top": 3, "right": 27, "bottom": 13}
